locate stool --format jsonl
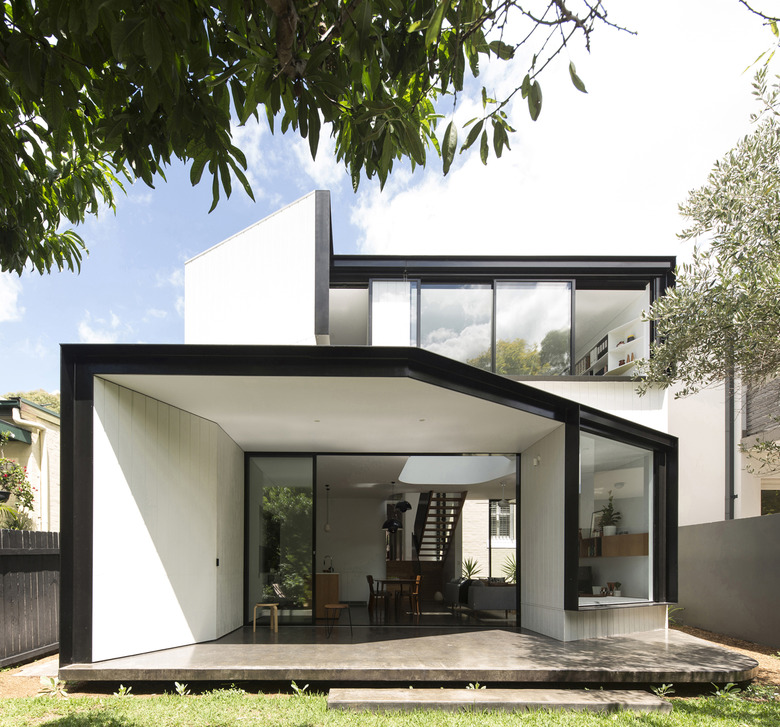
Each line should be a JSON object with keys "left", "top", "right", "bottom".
{"left": 253, "top": 603, "right": 279, "bottom": 633}
{"left": 324, "top": 603, "right": 352, "bottom": 637}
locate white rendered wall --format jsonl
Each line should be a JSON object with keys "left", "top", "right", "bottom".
{"left": 92, "top": 379, "right": 243, "bottom": 661}
{"left": 185, "top": 192, "right": 318, "bottom": 345}
{"left": 667, "top": 385, "right": 728, "bottom": 526}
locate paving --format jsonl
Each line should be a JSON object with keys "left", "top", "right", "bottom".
{"left": 327, "top": 687, "right": 673, "bottom": 713}
{"left": 59, "top": 626, "right": 758, "bottom": 685}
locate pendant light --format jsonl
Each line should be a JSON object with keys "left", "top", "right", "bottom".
{"left": 324, "top": 484, "right": 331, "bottom": 532}
{"left": 381, "top": 481, "right": 405, "bottom": 532}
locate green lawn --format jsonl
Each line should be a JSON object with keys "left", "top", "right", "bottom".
{"left": 0, "top": 689, "right": 779, "bottom": 727}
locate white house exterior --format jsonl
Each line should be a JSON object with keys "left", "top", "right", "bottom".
{"left": 61, "top": 190, "right": 694, "bottom": 671}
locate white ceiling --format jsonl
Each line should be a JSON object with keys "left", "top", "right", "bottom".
{"left": 101, "top": 373, "right": 560, "bottom": 456}
{"left": 102, "top": 373, "right": 553, "bottom": 500}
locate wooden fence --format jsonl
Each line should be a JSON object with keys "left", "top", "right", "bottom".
{"left": 0, "top": 530, "right": 59, "bottom": 668}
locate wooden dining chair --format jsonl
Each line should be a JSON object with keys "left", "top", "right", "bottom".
{"left": 401, "top": 575, "right": 422, "bottom": 618}
{"left": 366, "top": 575, "right": 391, "bottom": 619}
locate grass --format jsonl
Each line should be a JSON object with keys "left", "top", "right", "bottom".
{"left": 0, "top": 688, "right": 779, "bottom": 727}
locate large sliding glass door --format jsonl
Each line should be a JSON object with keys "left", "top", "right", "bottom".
{"left": 246, "top": 456, "right": 314, "bottom": 624}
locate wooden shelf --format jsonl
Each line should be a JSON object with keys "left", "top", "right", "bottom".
{"left": 580, "top": 533, "right": 648, "bottom": 558}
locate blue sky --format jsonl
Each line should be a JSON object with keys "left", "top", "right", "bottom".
{"left": 0, "top": 0, "right": 771, "bottom": 394}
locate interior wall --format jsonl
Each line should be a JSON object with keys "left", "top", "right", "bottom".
{"left": 92, "top": 379, "right": 243, "bottom": 662}
{"left": 185, "top": 192, "right": 318, "bottom": 345}
{"left": 520, "top": 425, "right": 566, "bottom": 640}
{"left": 574, "top": 288, "right": 649, "bottom": 363}
{"left": 316, "top": 495, "right": 388, "bottom": 602}
{"left": 461, "top": 500, "right": 490, "bottom": 576}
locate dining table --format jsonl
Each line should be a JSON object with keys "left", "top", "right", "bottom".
{"left": 375, "top": 577, "right": 419, "bottom": 617}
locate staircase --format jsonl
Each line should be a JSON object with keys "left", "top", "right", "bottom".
{"left": 413, "top": 491, "right": 467, "bottom": 562}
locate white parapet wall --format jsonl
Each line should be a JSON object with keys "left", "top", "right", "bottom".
{"left": 185, "top": 192, "right": 319, "bottom": 345}
{"left": 92, "top": 378, "right": 243, "bottom": 662}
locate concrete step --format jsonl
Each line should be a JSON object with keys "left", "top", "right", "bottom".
{"left": 327, "top": 687, "right": 672, "bottom": 713}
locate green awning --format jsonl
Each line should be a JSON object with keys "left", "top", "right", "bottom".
{"left": 0, "top": 421, "right": 33, "bottom": 445}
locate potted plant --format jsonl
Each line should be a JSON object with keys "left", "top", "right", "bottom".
{"left": 613, "top": 582, "right": 622, "bottom": 597}
{"left": 462, "top": 557, "right": 482, "bottom": 579}
{"left": 598, "top": 491, "right": 622, "bottom": 536}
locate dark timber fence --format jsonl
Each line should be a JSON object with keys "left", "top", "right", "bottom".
{"left": 0, "top": 530, "right": 60, "bottom": 667}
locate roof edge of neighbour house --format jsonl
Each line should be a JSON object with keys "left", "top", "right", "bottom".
{"left": 184, "top": 189, "right": 329, "bottom": 266}
{"left": 59, "top": 342, "right": 676, "bottom": 447}
{"left": 0, "top": 397, "right": 60, "bottom": 444}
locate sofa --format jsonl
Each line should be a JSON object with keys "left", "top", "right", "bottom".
{"left": 444, "top": 578, "right": 516, "bottom": 615}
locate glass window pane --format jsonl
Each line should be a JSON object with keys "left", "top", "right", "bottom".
{"left": 247, "top": 457, "right": 313, "bottom": 624}
{"left": 495, "top": 282, "right": 571, "bottom": 375}
{"left": 578, "top": 433, "right": 653, "bottom": 606}
{"left": 420, "top": 285, "right": 492, "bottom": 369}
{"left": 371, "top": 280, "right": 418, "bottom": 345}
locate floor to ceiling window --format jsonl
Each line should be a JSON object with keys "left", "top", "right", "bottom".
{"left": 578, "top": 433, "right": 653, "bottom": 605}
{"left": 246, "top": 456, "right": 314, "bottom": 624}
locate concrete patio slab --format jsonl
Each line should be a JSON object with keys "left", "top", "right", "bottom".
{"left": 59, "top": 626, "right": 758, "bottom": 685}
{"left": 327, "top": 687, "right": 673, "bottom": 713}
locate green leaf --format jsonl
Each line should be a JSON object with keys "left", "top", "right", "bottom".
{"left": 143, "top": 19, "right": 164, "bottom": 73}
{"left": 771, "top": 20, "right": 778, "bottom": 37}
{"left": 569, "top": 61, "right": 587, "bottom": 94}
{"left": 442, "top": 121, "right": 457, "bottom": 175}
{"left": 488, "top": 40, "right": 514, "bottom": 60}
{"left": 425, "top": 0, "right": 448, "bottom": 47}
{"left": 480, "top": 129, "right": 488, "bottom": 165}
{"left": 308, "top": 106, "right": 321, "bottom": 160}
{"left": 461, "top": 119, "right": 483, "bottom": 152}
{"left": 528, "top": 80, "right": 542, "bottom": 121}
{"left": 521, "top": 74, "right": 531, "bottom": 98}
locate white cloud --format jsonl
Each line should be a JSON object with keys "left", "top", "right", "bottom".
{"left": 350, "top": 1, "right": 767, "bottom": 259}
{"left": 78, "top": 312, "right": 132, "bottom": 343}
{"left": 15, "top": 338, "right": 48, "bottom": 359}
{"left": 0, "top": 274, "right": 24, "bottom": 323}
{"left": 231, "top": 120, "right": 272, "bottom": 195}
{"left": 144, "top": 308, "right": 168, "bottom": 320}
{"left": 292, "top": 134, "right": 347, "bottom": 189}
{"left": 175, "top": 295, "right": 185, "bottom": 318}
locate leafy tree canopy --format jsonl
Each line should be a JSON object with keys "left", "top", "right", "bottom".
{"left": 1, "top": 0, "right": 619, "bottom": 274}
{"left": 636, "top": 66, "right": 780, "bottom": 399}
{"left": 4, "top": 389, "right": 61, "bottom": 413}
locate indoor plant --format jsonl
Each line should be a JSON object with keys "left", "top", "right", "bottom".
{"left": 598, "top": 491, "right": 622, "bottom": 536}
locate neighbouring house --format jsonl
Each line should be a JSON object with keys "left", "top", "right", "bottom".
{"left": 62, "top": 189, "right": 713, "bottom": 671}
{"left": 741, "top": 379, "right": 780, "bottom": 514}
{"left": 0, "top": 397, "right": 60, "bottom": 531}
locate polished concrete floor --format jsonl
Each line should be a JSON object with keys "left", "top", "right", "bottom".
{"left": 59, "top": 607, "right": 758, "bottom": 685}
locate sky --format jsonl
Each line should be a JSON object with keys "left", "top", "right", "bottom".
{"left": 0, "top": 0, "right": 773, "bottom": 394}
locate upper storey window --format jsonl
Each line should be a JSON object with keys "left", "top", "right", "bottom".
{"left": 495, "top": 282, "right": 571, "bottom": 376}
{"left": 420, "top": 285, "right": 493, "bottom": 369}
{"left": 368, "top": 278, "right": 650, "bottom": 377}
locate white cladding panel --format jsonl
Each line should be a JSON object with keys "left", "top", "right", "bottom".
{"left": 93, "top": 379, "right": 243, "bottom": 661}
{"left": 217, "top": 427, "right": 244, "bottom": 636}
{"left": 525, "top": 380, "right": 669, "bottom": 433}
{"left": 520, "top": 425, "right": 566, "bottom": 639}
{"left": 185, "top": 192, "right": 318, "bottom": 345}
